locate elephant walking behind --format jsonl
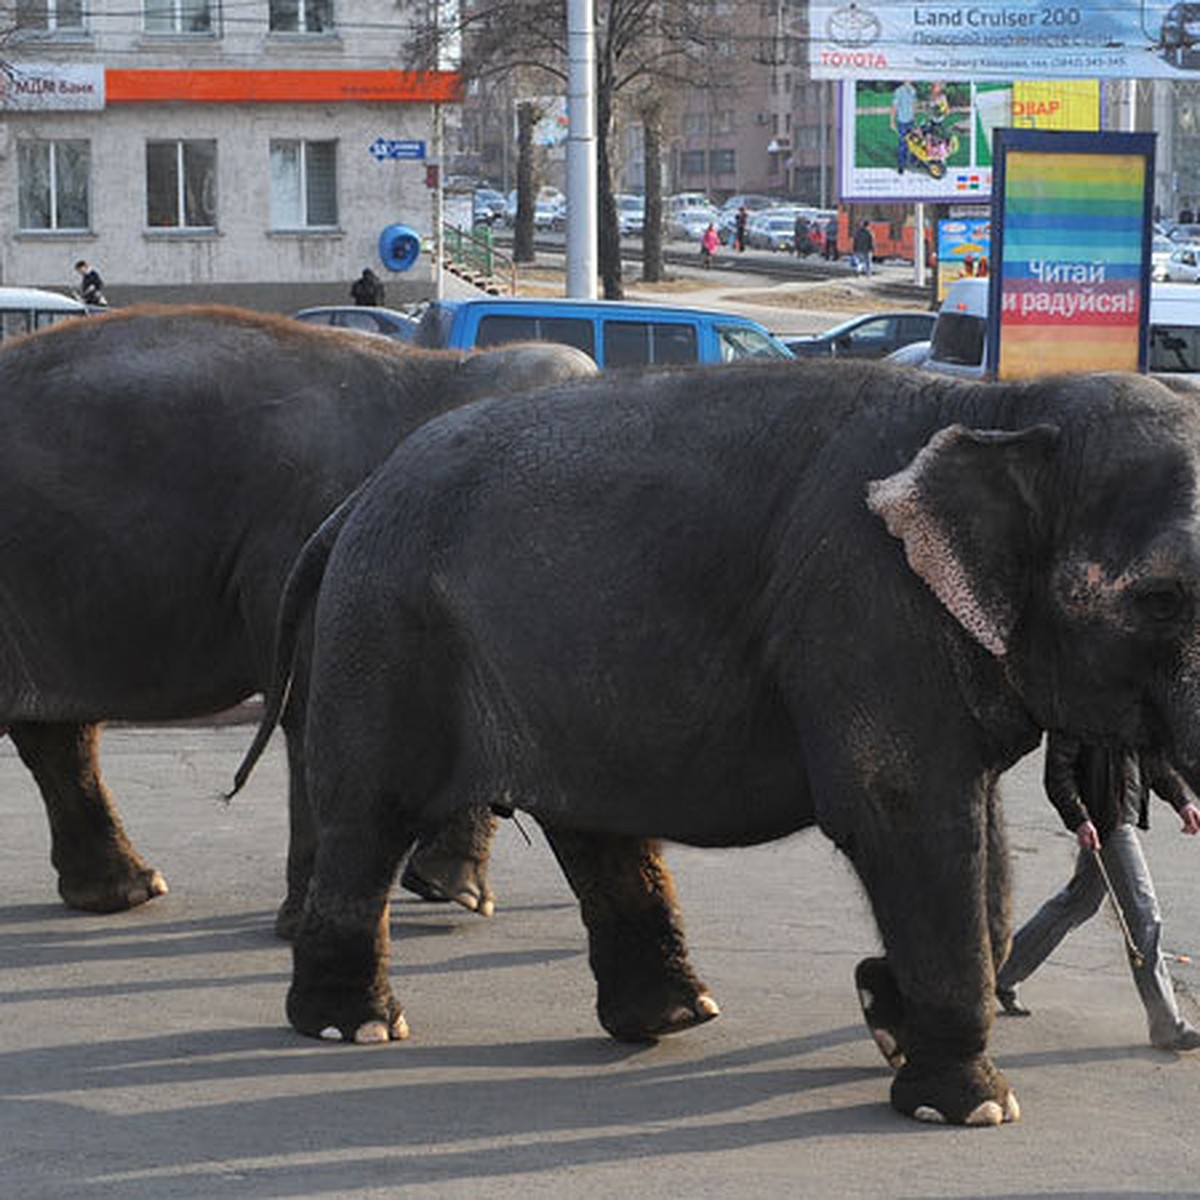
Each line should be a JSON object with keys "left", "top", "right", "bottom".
{"left": 0, "top": 305, "right": 594, "bottom": 932}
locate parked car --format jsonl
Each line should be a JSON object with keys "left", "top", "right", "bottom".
{"left": 746, "top": 209, "right": 799, "bottom": 252}
{"left": 616, "top": 193, "right": 645, "bottom": 237}
{"left": 670, "top": 205, "right": 720, "bottom": 242}
{"left": 666, "top": 191, "right": 711, "bottom": 218}
{"left": 718, "top": 194, "right": 776, "bottom": 243}
{"left": 884, "top": 339, "right": 932, "bottom": 368}
{"left": 0, "top": 286, "right": 90, "bottom": 342}
{"left": 1153, "top": 234, "right": 1178, "bottom": 280}
{"left": 784, "top": 310, "right": 937, "bottom": 359}
{"left": 1169, "top": 222, "right": 1200, "bottom": 243}
{"left": 292, "top": 305, "right": 419, "bottom": 342}
{"left": 414, "top": 297, "right": 793, "bottom": 367}
{"left": 473, "top": 188, "right": 508, "bottom": 226}
{"left": 1165, "top": 244, "right": 1200, "bottom": 282}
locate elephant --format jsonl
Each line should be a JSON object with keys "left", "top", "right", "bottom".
{"left": 0, "top": 304, "right": 595, "bottom": 935}
{"left": 235, "top": 358, "right": 1200, "bottom": 1125}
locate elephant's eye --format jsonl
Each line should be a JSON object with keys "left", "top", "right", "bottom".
{"left": 1133, "top": 581, "right": 1190, "bottom": 624}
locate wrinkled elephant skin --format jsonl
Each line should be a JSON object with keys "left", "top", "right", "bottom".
{"left": 247, "top": 360, "right": 1200, "bottom": 1124}
{"left": 0, "top": 306, "right": 594, "bottom": 925}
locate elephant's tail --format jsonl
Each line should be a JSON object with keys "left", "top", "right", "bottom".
{"left": 228, "top": 489, "right": 360, "bottom": 797}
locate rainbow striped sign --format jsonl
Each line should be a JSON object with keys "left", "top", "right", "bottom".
{"left": 989, "top": 130, "right": 1154, "bottom": 380}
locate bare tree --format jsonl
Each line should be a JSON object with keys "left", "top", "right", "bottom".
{"left": 412, "top": 0, "right": 719, "bottom": 298}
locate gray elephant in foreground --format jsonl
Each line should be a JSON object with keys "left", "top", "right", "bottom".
{"left": 238, "top": 357, "right": 1200, "bottom": 1126}
{"left": 0, "top": 305, "right": 594, "bottom": 933}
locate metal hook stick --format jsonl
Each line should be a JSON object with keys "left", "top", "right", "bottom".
{"left": 1091, "top": 847, "right": 1146, "bottom": 969}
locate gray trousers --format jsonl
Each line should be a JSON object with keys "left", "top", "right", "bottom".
{"left": 996, "top": 825, "right": 1188, "bottom": 1046}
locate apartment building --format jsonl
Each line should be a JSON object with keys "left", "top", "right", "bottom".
{"left": 2, "top": 1, "right": 459, "bottom": 308}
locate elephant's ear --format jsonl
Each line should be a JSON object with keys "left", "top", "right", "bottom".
{"left": 866, "top": 423, "right": 1060, "bottom": 658}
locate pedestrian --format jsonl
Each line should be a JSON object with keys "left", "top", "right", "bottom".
{"left": 823, "top": 214, "right": 839, "bottom": 260}
{"left": 74, "top": 259, "right": 107, "bottom": 307}
{"left": 734, "top": 205, "right": 749, "bottom": 253}
{"left": 350, "top": 267, "right": 385, "bottom": 306}
{"left": 700, "top": 222, "right": 719, "bottom": 269}
{"left": 851, "top": 220, "right": 874, "bottom": 276}
{"left": 996, "top": 732, "right": 1200, "bottom": 1052}
{"left": 793, "top": 212, "right": 809, "bottom": 257}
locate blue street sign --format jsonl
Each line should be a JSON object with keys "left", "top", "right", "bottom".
{"left": 369, "top": 138, "right": 427, "bottom": 162}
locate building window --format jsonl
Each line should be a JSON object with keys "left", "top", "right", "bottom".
{"left": 144, "top": 0, "right": 213, "bottom": 34}
{"left": 16, "top": 0, "right": 85, "bottom": 33}
{"left": 147, "top": 140, "right": 217, "bottom": 229}
{"left": 270, "top": 140, "right": 337, "bottom": 229}
{"left": 680, "top": 149, "right": 705, "bottom": 176}
{"left": 710, "top": 148, "right": 736, "bottom": 175}
{"left": 18, "top": 139, "right": 89, "bottom": 230}
{"left": 269, "top": 0, "right": 332, "bottom": 32}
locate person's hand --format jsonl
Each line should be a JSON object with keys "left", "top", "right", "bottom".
{"left": 1075, "top": 820, "right": 1100, "bottom": 852}
{"left": 1179, "top": 802, "right": 1200, "bottom": 835}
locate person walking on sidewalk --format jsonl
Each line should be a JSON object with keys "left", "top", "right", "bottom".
{"left": 852, "top": 220, "right": 874, "bottom": 276}
{"left": 996, "top": 732, "right": 1200, "bottom": 1052}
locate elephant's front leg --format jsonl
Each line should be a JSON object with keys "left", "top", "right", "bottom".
{"left": 540, "top": 825, "right": 719, "bottom": 1042}
{"left": 11, "top": 721, "right": 168, "bottom": 912}
{"left": 858, "top": 811, "right": 1018, "bottom": 1126}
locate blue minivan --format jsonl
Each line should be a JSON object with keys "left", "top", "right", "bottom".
{"left": 414, "top": 297, "right": 793, "bottom": 367}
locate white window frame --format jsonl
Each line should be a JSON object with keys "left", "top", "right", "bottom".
{"left": 18, "top": 139, "right": 90, "bottom": 232}
{"left": 146, "top": 139, "right": 217, "bottom": 230}
{"left": 16, "top": 0, "right": 87, "bottom": 34}
{"left": 143, "top": 0, "right": 215, "bottom": 35}
{"left": 269, "top": 139, "right": 338, "bottom": 230}
{"left": 268, "top": 0, "right": 333, "bottom": 33}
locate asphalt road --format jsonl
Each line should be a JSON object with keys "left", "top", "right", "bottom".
{"left": 3, "top": 721, "right": 1200, "bottom": 1198}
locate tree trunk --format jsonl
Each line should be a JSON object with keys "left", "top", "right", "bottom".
{"left": 513, "top": 102, "right": 538, "bottom": 264}
{"left": 641, "top": 97, "right": 664, "bottom": 284}
{"left": 597, "top": 86, "right": 623, "bottom": 300}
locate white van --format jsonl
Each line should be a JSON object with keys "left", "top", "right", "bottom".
{"left": 0, "top": 286, "right": 89, "bottom": 343}
{"left": 925, "top": 277, "right": 1200, "bottom": 377}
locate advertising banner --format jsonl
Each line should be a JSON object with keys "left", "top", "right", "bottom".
{"left": 841, "top": 79, "right": 1099, "bottom": 203}
{"left": 937, "top": 217, "right": 992, "bottom": 300}
{"left": 810, "top": 2, "right": 1200, "bottom": 81}
{"left": 987, "top": 130, "right": 1155, "bottom": 380}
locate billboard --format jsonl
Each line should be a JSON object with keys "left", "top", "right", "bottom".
{"left": 841, "top": 79, "right": 1099, "bottom": 203}
{"left": 937, "top": 217, "right": 991, "bottom": 300}
{"left": 987, "top": 130, "right": 1155, "bottom": 379}
{"left": 811, "top": 2, "right": 1200, "bottom": 81}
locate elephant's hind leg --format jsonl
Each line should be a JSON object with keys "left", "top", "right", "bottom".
{"left": 540, "top": 825, "right": 719, "bottom": 1042}
{"left": 11, "top": 721, "right": 168, "bottom": 911}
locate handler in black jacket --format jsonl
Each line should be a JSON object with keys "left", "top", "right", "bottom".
{"left": 996, "top": 733, "right": 1200, "bottom": 1051}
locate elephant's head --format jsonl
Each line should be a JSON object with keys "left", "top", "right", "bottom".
{"left": 867, "top": 371, "right": 1200, "bottom": 784}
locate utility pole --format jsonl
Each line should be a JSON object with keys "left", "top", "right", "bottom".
{"left": 566, "top": 0, "right": 597, "bottom": 298}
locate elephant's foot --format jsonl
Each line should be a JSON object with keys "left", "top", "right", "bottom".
{"left": 855, "top": 956, "right": 906, "bottom": 1069}
{"left": 891, "top": 1053, "right": 1019, "bottom": 1126}
{"left": 287, "top": 980, "right": 410, "bottom": 1045}
{"left": 58, "top": 859, "right": 168, "bottom": 913}
{"left": 599, "top": 969, "right": 720, "bottom": 1043}
{"left": 400, "top": 807, "right": 498, "bottom": 917}
{"left": 289, "top": 903, "right": 408, "bottom": 1044}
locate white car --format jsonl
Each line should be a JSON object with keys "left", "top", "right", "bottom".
{"left": 1165, "top": 244, "right": 1200, "bottom": 283}
{"left": 616, "top": 193, "right": 645, "bottom": 236}
{"left": 671, "top": 206, "right": 720, "bottom": 241}
{"left": 1153, "top": 235, "right": 1177, "bottom": 281}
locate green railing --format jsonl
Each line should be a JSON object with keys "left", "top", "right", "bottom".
{"left": 442, "top": 223, "right": 517, "bottom": 295}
